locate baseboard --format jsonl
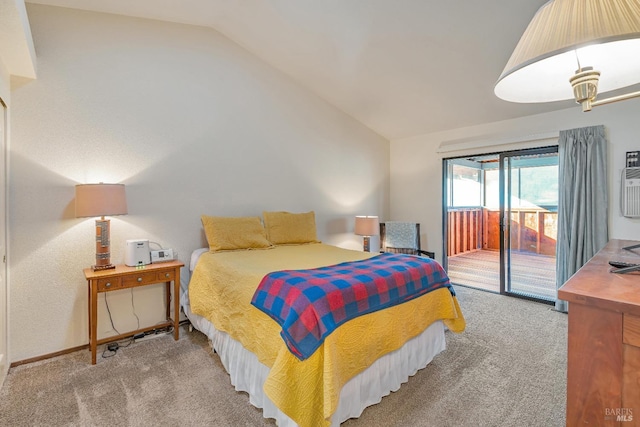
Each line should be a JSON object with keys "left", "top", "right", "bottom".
{"left": 9, "top": 323, "right": 189, "bottom": 368}
{"left": 10, "top": 344, "right": 89, "bottom": 368}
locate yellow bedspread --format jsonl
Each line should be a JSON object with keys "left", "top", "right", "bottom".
{"left": 189, "top": 243, "right": 465, "bottom": 427}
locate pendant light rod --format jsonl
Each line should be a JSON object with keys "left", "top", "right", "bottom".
{"left": 588, "top": 91, "right": 640, "bottom": 111}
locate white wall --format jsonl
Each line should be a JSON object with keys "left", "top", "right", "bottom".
{"left": 9, "top": 5, "right": 389, "bottom": 362}
{"left": 0, "top": 53, "right": 10, "bottom": 386}
{"left": 0, "top": 64, "right": 9, "bottom": 100}
{"left": 390, "top": 98, "right": 640, "bottom": 261}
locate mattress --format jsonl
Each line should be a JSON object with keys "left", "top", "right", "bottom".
{"left": 184, "top": 244, "right": 465, "bottom": 426}
{"left": 183, "top": 295, "right": 446, "bottom": 426}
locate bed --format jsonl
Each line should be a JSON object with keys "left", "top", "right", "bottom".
{"left": 182, "top": 213, "right": 465, "bottom": 427}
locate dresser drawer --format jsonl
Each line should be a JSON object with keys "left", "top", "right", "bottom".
{"left": 157, "top": 270, "right": 175, "bottom": 281}
{"left": 122, "top": 272, "right": 158, "bottom": 287}
{"left": 624, "top": 314, "right": 640, "bottom": 348}
{"left": 97, "top": 277, "right": 122, "bottom": 291}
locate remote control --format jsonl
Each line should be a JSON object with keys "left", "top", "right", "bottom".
{"left": 609, "top": 260, "right": 640, "bottom": 269}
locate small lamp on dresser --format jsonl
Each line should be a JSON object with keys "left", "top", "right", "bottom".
{"left": 355, "top": 215, "right": 379, "bottom": 252}
{"left": 75, "top": 183, "right": 128, "bottom": 271}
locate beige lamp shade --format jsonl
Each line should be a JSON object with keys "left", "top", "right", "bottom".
{"left": 355, "top": 216, "right": 380, "bottom": 236}
{"left": 75, "top": 183, "right": 128, "bottom": 218}
{"left": 495, "top": 0, "right": 640, "bottom": 103}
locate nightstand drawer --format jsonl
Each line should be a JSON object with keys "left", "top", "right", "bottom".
{"left": 157, "top": 270, "right": 175, "bottom": 281}
{"left": 122, "top": 272, "right": 158, "bottom": 287}
{"left": 97, "top": 277, "right": 122, "bottom": 291}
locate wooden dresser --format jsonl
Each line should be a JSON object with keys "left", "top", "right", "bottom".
{"left": 558, "top": 239, "right": 640, "bottom": 426}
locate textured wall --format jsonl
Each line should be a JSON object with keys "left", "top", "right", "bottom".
{"left": 390, "top": 98, "right": 640, "bottom": 262}
{"left": 1, "top": 54, "right": 9, "bottom": 385}
{"left": 8, "top": 5, "right": 390, "bottom": 361}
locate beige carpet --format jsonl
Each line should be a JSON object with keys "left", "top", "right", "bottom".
{"left": 0, "top": 286, "right": 567, "bottom": 426}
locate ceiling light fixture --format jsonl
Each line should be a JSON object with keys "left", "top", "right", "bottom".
{"left": 495, "top": 0, "right": 640, "bottom": 112}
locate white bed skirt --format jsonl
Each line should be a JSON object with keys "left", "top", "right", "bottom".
{"left": 182, "top": 290, "right": 446, "bottom": 426}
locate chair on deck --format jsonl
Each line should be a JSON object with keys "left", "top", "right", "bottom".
{"left": 380, "top": 222, "right": 435, "bottom": 259}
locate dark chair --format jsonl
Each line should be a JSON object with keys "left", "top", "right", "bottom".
{"left": 380, "top": 222, "right": 435, "bottom": 259}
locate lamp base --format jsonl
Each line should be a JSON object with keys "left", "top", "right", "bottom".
{"left": 91, "top": 263, "right": 116, "bottom": 271}
{"left": 363, "top": 236, "right": 371, "bottom": 252}
{"left": 94, "top": 218, "right": 114, "bottom": 271}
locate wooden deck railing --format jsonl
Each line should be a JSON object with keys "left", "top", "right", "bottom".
{"left": 447, "top": 207, "right": 557, "bottom": 257}
{"left": 507, "top": 209, "right": 557, "bottom": 256}
{"left": 447, "top": 208, "right": 482, "bottom": 256}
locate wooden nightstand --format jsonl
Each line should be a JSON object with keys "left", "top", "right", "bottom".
{"left": 83, "top": 260, "right": 185, "bottom": 364}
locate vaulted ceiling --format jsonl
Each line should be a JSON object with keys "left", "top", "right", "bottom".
{"left": 20, "top": 1, "right": 597, "bottom": 139}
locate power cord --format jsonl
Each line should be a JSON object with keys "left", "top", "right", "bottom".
{"left": 104, "top": 292, "right": 121, "bottom": 336}
{"left": 100, "top": 261, "right": 181, "bottom": 359}
{"left": 132, "top": 324, "right": 174, "bottom": 341}
{"left": 102, "top": 289, "right": 141, "bottom": 359}
{"left": 104, "top": 288, "right": 140, "bottom": 335}
{"left": 130, "top": 288, "right": 141, "bottom": 330}
{"left": 149, "top": 241, "right": 164, "bottom": 250}
{"left": 103, "top": 326, "right": 174, "bottom": 359}
{"left": 101, "top": 337, "right": 133, "bottom": 359}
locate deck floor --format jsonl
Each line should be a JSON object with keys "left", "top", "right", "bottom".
{"left": 446, "top": 249, "right": 557, "bottom": 301}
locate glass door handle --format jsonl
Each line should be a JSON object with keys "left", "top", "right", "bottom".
{"left": 499, "top": 216, "right": 509, "bottom": 230}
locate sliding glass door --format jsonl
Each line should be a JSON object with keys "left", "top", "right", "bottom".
{"left": 444, "top": 146, "right": 558, "bottom": 302}
{"left": 444, "top": 154, "right": 498, "bottom": 293}
{"left": 500, "top": 148, "right": 558, "bottom": 300}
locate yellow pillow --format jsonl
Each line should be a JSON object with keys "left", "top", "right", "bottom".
{"left": 201, "top": 215, "right": 272, "bottom": 252}
{"left": 263, "top": 211, "right": 320, "bottom": 245}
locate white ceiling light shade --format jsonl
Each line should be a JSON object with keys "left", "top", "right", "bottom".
{"left": 495, "top": 0, "right": 640, "bottom": 111}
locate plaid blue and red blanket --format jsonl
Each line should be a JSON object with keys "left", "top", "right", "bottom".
{"left": 251, "top": 252, "right": 454, "bottom": 360}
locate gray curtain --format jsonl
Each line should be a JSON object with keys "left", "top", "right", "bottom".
{"left": 555, "top": 125, "right": 608, "bottom": 312}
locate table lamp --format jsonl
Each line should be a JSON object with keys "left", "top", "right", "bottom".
{"left": 75, "top": 183, "right": 128, "bottom": 270}
{"left": 355, "top": 215, "right": 379, "bottom": 252}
